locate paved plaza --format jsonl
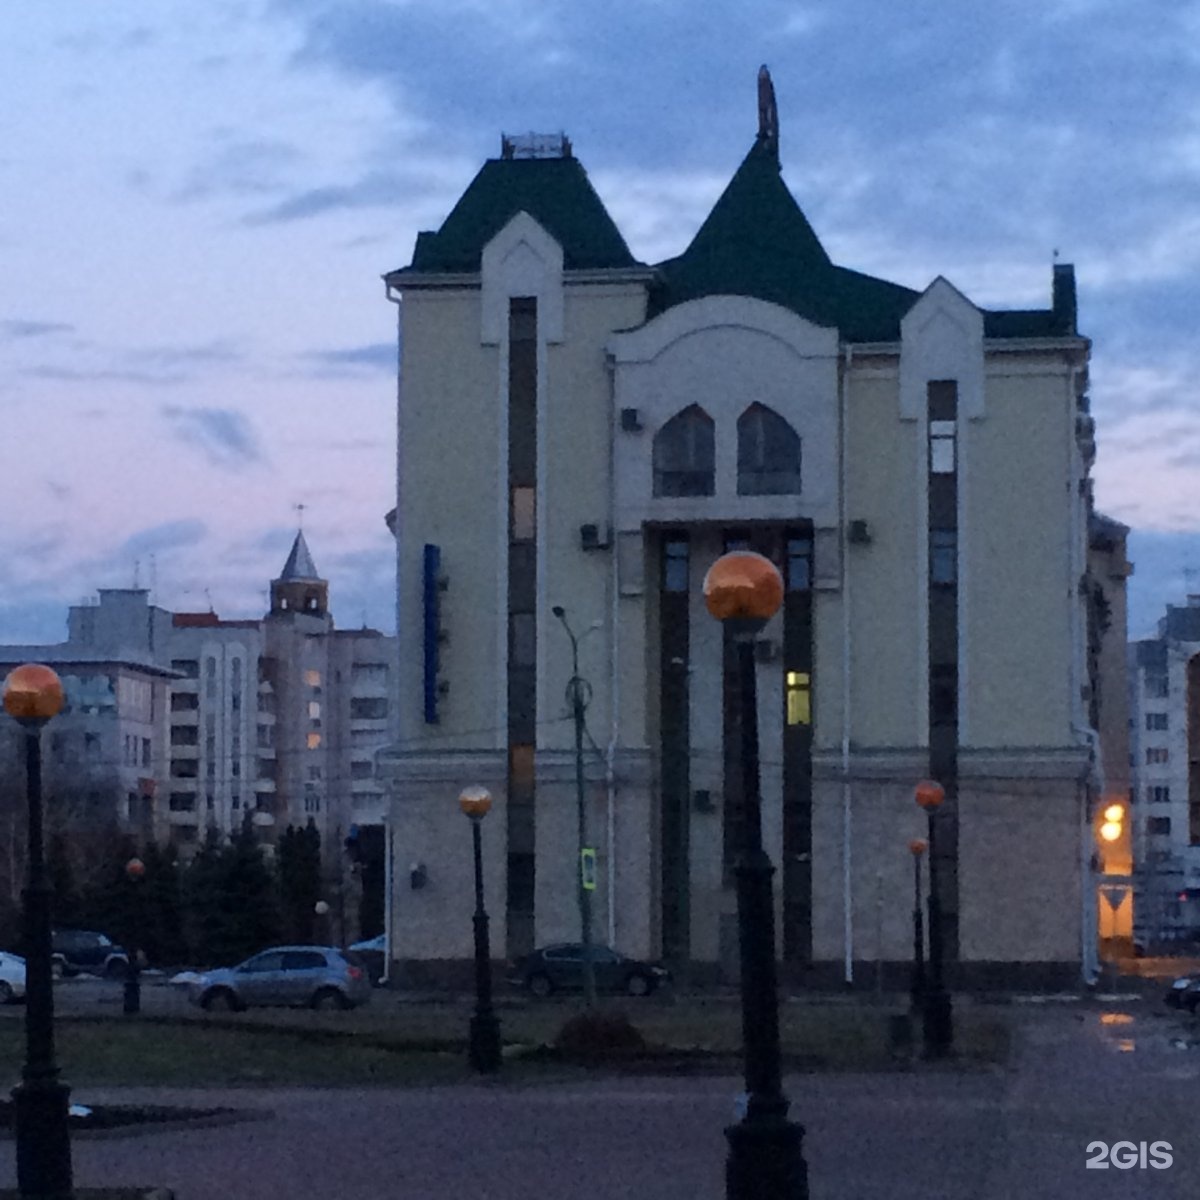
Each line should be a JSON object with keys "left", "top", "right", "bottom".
{"left": 4, "top": 998, "right": 1200, "bottom": 1199}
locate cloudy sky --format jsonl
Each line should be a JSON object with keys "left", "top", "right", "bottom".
{"left": 2, "top": 0, "right": 1197, "bottom": 645}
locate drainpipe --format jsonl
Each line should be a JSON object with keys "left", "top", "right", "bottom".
{"left": 1068, "top": 364, "right": 1101, "bottom": 986}
{"left": 841, "top": 345, "right": 854, "bottom": 984}
{"left": 605, "top": 355, "right": 619, "bottom": 947}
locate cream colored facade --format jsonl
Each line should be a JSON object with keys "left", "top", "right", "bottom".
{"left": 380, "top": 131, "right": 1104, "bottom": 988}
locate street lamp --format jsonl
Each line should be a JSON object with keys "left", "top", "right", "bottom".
{"left": 704, "top": 551, "right": 808, "bottom": 1200}
{"left": 908, "top": 838, "right": 928, "bottom": 1015}
{"left": 123, "top": 856, "right": 145, "bottom": 1015}
{"left": 460, "top": 785, "right": 501, "bottom": 1073}
{"left": 551, "top": 606, "right": 598, "bottom": 1009}
{"left": 314, "top": 899, "right": 330, "bottom": 944}
{"left": 3, "top": 662, "right": 73, "bottom": 1199}
{"left": 915, "top": 779, "right": 953, "bottom": 1058}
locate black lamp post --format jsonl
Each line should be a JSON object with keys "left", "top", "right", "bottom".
{"left": 908, "top": 838, "right": 927, "bottom": 1015}
{"left": 460, "top": 785, "right": 501, "bottom": 1073}
{"left": 3, "top": 662, "right": 73, "bottom": 1199}
{"left": 123, "top": 856, "right": 145, "bottom": 1015}
{"left": 704, "top": 551, "right": 808, "bottom": 1200}
{"left": 916, "top": 779, "right": 953, "bottom": 1058}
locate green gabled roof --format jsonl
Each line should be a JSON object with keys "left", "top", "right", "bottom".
{"left": 400, "top": 155, "right": 640, "bottom": 274}
{"left": 650, "top": 137, "right": 1072, "bottom": 343}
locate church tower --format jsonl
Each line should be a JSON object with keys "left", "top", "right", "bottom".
{"left": 269, "top": 530, "right": 329, "bottom": 621}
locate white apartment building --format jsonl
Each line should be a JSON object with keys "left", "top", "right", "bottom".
{"left": 1129, "top": 600, "right": 1200, "bottom": 947}
{"left": 2, "top": 535, "right": 395, "bottom": 936}
{"left": 378, "top": 75, "right": 1111, "bottom": 988}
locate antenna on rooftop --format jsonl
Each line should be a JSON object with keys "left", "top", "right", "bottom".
{"left": 150, "top": 553, "right": 157, "bottom": 604}
{"left": 295, "top": 501, "right": 307, "bottom": 529}
{"left": 205, "top": 588, "right": 214, "bottom": 613}
{"left": 133, "top": 559, "right": 140, "bottom": 588}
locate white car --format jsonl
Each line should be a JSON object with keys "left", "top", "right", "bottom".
{"left": 0, "top": 951, "right": 27, "bottom": 1003}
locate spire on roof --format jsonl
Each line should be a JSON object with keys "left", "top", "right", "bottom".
{"left": 757, "top": 65, "right": 778, "bottom": 158}
{"left": 279, "top": 530, "right": 320, "bottom": 581}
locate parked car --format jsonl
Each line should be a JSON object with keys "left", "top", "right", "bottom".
{"left": 50, "top": 930, "right": 129, "bottom": 979}
{"left": 507, "top": 944, "right": 671, "bottom": 998}
{"left": 347, "top": 933, "right": 387, "bottom": 985}
{"left": 1165, "top": 974, "right": 1200, "bottom": 1011}
{"left": 0, "top": 951, "right": 26, "bottom": 1003}
{"left": 188, "top": 946, "right": 372, "bottom": 1012}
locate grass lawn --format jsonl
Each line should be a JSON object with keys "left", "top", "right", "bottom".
{"left": 0, "top": 998, "right": 1010, "bottom": 1088}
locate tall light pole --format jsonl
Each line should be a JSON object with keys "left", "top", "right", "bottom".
{"left": 460, "top": 785, "right": 501, "bottom": 1072}
{"left": 551, "top": 606, "right": 597, "bottom": 1009}
{"left": 908, "top": 838, "right": 927, "bottom": 1015}
{"left": 704, "top": 552, "right": 808, "bottom": 1200}
{"left": 915, "top": 779, "right": 953, "bottom": 1058}
{"left": 123, "top": 856, "right": 146, "bottom": 1016}
{"left": 3, "top": 662, "right": 73, "bottom": 1199}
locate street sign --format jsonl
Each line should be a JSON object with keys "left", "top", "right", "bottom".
{"left": 580, "top": 847, "right": 596, "bottom": 891}
{"left": 1100, "top": 885, "right": 1128, "bottom": 912}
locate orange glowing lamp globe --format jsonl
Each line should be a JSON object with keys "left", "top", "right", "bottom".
{"left": 2, "top": 663, "right": 64, "bottom": 722}
{"left": 125, "top": 857, "right": 146, "bottom": 880}
{"left": 909, "top": 838, "right": 928, "bottom": 856}
{"left": 915, "top": 779, "right": 945, "bottom": 811}
{"left": 703, "top": 551, "right": 784, "bottom": 629}
{"left": 459, "top": 785, "right": 493, "bottom": 820}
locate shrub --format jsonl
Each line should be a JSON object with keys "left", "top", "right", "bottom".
{"left": 554, "top": 1010, "right": 646, "bottom": 1063}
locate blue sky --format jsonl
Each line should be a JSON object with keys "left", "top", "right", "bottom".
{"left": 1, "top": 0, "right": 1197, "bottom": 643}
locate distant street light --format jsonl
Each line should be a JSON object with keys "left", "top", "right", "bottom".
{"left": 460, "top": 785, "right": 501, "bottom": 1073}
{"left": 123, "top": 856, "right": 146, "bottom": 1015}
{"left": 704, "top": 551, "right": 808, "bottom": 1200}
{"left": 3, "top": 662, "right": 73, "bottom": 1198}
{"left": 915, "top": 779, "right": 953, "bottom": 1058}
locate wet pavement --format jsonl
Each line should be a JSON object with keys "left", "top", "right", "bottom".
{"left": 2, "top": 997, "right": 1199, "bottom": 1198}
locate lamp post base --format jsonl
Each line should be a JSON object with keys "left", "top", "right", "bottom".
{"left": 922, "top": 987, "right": 954, "bottom": 1059}
{"left": 726, "top": 1113, "right": 808, "bottom": 1200}
{"left": 13, "top": 1077, "right": 73, "bottom": 1199}
{"left": 468, "top": 1011, "right": 502, "bottom": 1074}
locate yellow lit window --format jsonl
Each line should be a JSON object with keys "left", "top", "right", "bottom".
{"left": 786, "top": 671, "right": 811, "bottom": 726}
{"left": 305, "top": 670, "right": 321, "bottom": 687}
{"left": 307, "top": 732, "right": 322, "bottom": 750}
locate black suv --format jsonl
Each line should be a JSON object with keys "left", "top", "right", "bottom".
{"left": 51, "top": 930, "right": 130, "bottom": 979}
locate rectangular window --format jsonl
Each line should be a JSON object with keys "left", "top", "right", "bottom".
{"left": 786, "top": 538, "right": 811, "bottom": 592}
{"left": 171, "top": 759, "right": 198, "bottom": 779}
{"left": 1148, "top": 786, "right": 1171, "bottom": 803}
{"left": 308, "top": 701, "right": 321, "bottom": 720}
{"left": 511, "top": 486, "right": 535, "bottom": 542}
{"left": 350, "top": 697, "right": 388, "bottom": 720}
{"left": 510, "top": 612, "right": 536, "bottom": 667}
{"left": 257, "top": 724, "right": 274, "bottom": 749}
{"left": 1145, "top": 674, "right": 1169, "bottom": 698}
{"left": 929, "top": 420, "right": 957, "bottom": 474}
{"left": 663, "top": 537, "right": 689, "bottom": 593}
{"left": 169, "top": 792, "right": 196, "bottom": 813}
{"left": 142, "top": 737, "right": 151, "bottom": 767}
{"left": 257, "top": 759, "right": 273, "bottom": 781}
{"left": 307, "top": 732, "right": 322, "bottom": 750}
{"left": 305, "top": 669, "right": 321, "bottom": 687}
{"left": 509, "top": 744, "right": 535, "bottom": 805}
{"left": 351, "top": 760, "right": 374, "bottom": 780}
{"left": 171, "top": 660, "right": 199, "bottom": 679}
{"left": 170, "top": 725, "right": 198, "bottom": 746}
{"left": 785, "top": 671, "right": 811, "bottom": 726}
{"left": 1149, "top": 816, "right": 1172, "bottom": 836}
{"left": 85, "top": 732, "right": 100, "bottom": 761}
{"left": 930, "top": 529, "right": 957, "bottom": 586}
{"left": 1146, "top": 712, "right": 1169, "bottom": 731}
{"left": 1147, "top": 747, "right": 1170, "bottom": 765}
{"left": 170, "top": 691, "right": 198, "bottom": 712}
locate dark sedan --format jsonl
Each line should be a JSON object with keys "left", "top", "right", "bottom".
{"left": 507, "top": 943, "right": 671, "bottom": 998}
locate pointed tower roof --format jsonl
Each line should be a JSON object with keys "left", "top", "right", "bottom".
{"left": 279, "top": 530, "right": 321, "bottom": 582}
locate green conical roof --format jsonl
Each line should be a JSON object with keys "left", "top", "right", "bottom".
{"left": 399, "top": 155, "right": 639, "bottom": 274}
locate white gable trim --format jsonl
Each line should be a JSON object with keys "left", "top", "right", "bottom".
{"left": 480, "top": 211, "right": 564, "bottom": 345}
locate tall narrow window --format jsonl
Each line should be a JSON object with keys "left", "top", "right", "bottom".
{"left": 785, "top": 671, "right": 811, "bottom": 725}
{"left": 930, "top": 420, "right": 957, "bottom": 474}
{"left": 653, "top": 406, "right": 715, "bottom": 497}
{"left": 510, "top": 487, "right": 535, "bottom": 542}
{"left": 930, "top": 529, "right": 957, "bottom": 585}
{"left": 737, "top": 404, "right": 802, "bottom": 495}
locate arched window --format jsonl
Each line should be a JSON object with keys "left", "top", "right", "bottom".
{"left": 653, "top": 405, "right": 715, "bottom": 497}
{"left": 737, "top": 404, "right": 801, "bottom": 495}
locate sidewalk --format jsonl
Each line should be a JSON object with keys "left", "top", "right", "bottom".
{"left": 5, "top": 1002, "right": 1198, "bottom": 1198}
